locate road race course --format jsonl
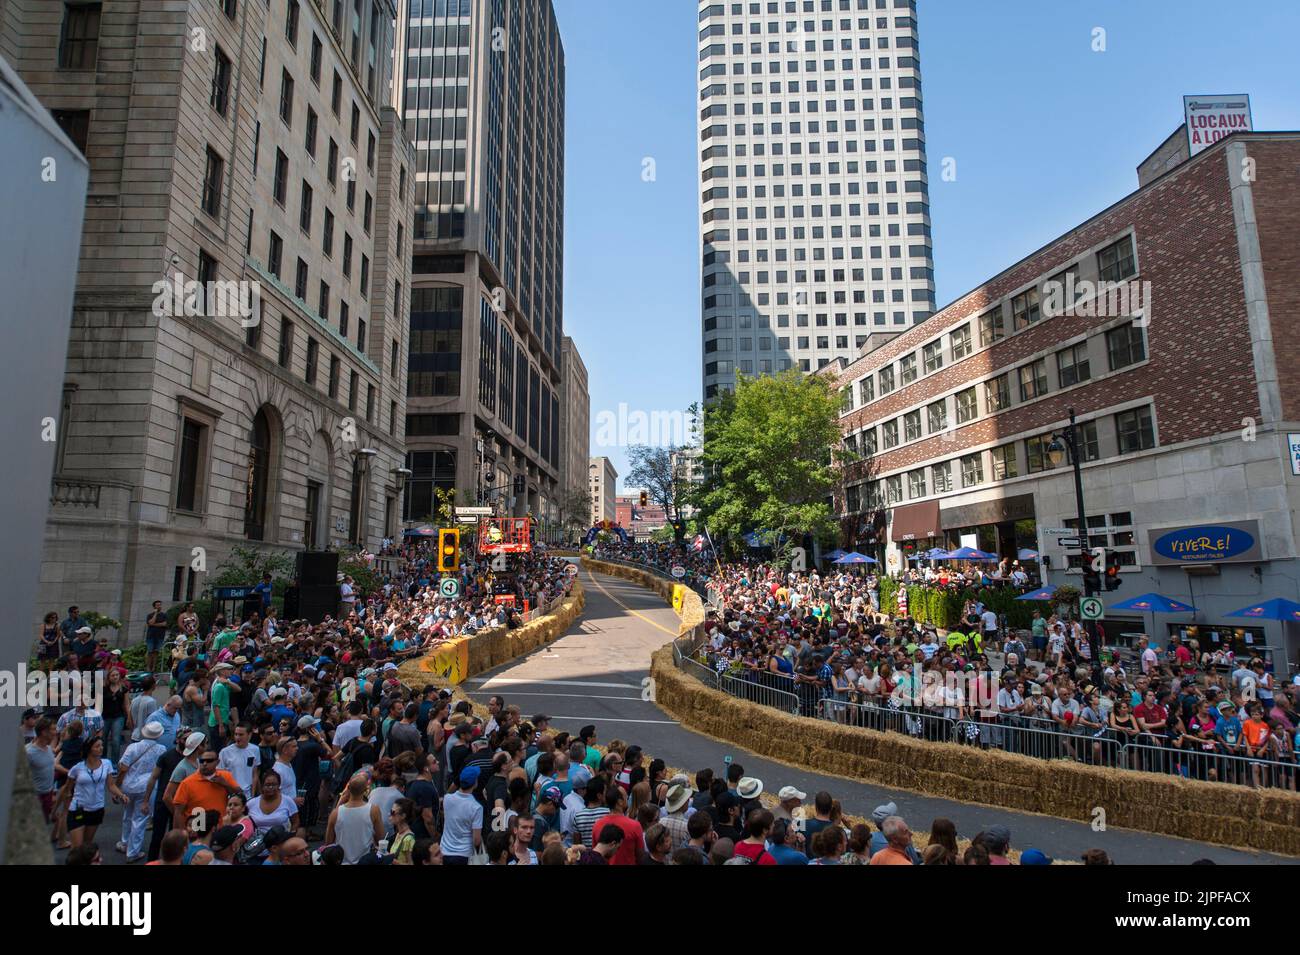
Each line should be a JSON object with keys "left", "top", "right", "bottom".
{"left": 64, "top": 566, "right": 1297, "bottom": 866}
{"left": 465, "top": 566, "right": 1299, "bottom": 866}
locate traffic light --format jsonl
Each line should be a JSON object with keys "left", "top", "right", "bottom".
{"left": 437, "top": 527, "right": 460, "bottom": 573}
{"left": 1104, "top": 564, "right": 1122, "bottom": 591}
{"left": 1082, "top": 565, "right": 1102, "bottom": 595}
{"left": 639, "top": 490, "right": 648, "bottom": 507}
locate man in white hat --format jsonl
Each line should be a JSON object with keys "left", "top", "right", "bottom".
{"left": 661, "top": 782, "right": 694, "bottom": 850}
{"left": 736, "top": 776, "right": 764, "bottom": 823}
{"left": 115, "top": 721, "right": 167, "bottom": 862}
{"left": 772, "top": 785, "right": 806, "bottom": 822}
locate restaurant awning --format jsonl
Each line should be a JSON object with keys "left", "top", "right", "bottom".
{"left": 890, "top": 500, "right": 940, "bottom": 542}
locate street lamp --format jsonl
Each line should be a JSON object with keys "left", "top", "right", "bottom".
{"left": 1047, "top": 408, "right": 1105, "bottom": 689}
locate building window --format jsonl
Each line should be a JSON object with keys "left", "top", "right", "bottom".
{"left": 295, "top": 258, "right": 309, "bottom": 300}
{"left": 310, "top": 33, "right": 323, "bottom": 85}
{"left": 196, "top": 250, "right": 216, "bottom": 314}
{"left": 878, "top": 365, "right": 895, "bottom": 395}
{"left": 885, "top": 475, "right": 902, "bottom": 504}
{"left": 1106, "top": 322, "right": 1146, "bottom": 371}
{"left": 862, "top": 428, "right": 877, "bottom": 456}
{"left": 339, "top": 301, "right": 349, "bottom": 338}
{"left": 221, "top": 0, "right": 237, "bottom": 19}
{"left": 328, "top": 355, "right": 340, "bottom": 398}
{"left": 1025, "top": 434, "right": 1058, "bottom": 473}
{"left": 273, "top": 149, "right": 288, "bottom": 206}
{"left": 244, "top": 407, "right": 274, "bottom": 541}
{"left": 960, "top": 452, "right": 984, "bottom": 488}
{"left": 357, "top": 318, "right": 367, "bottom": 354}
{"left": 363, "top": 193, "right": 373, "bottom": 234}
{"left": 58, "top": 3, "right": 101, "bottom": 70}
{"left": 199, "top": 147, "right": 224, "bottom": 217}
{"left": 211, "top": 47, "right": 232, "bottom": 115}
{"left": 332, "top": 71, "right": 342, "bottom": 116}
{"left": 305, "top": 337, "right": 319, "bottom": 385}
{"left": 1056, "top": 341, "right": 1090, "bottom": 387}
{"left": 300, "top": 181, "right": 313, "bottom": 232}
{"left": 922, "top": 339, "right": 943, "bottom": 373}
{"left": 1077, "top": 419, "right": 1101, "bottom": 462}
{"left": 1116, "top": 406, "right": 1155, "bottom": 454}
{"left": 323, "top": 209, "right": 334, "bottom": 255}
{"left": 907, "top": 468, "right": 927, "bottom": 499}
{"left": 50, "top": 109, "right": 89, "bottom": 154}
{"left": 350, "top": 102, "right": 360, "bottom": 145}
{"left": 328, "top": 139, "right": 339, "bottom": 186}
{"left": 899, "top": 353, "right": 917, "bottom": 384}
{"left": 175, "top": 417, "right": 207, "bottom": 512}
{"left": 1097, "top": 235, "right": 1136, "bottom": 283}
{"left": 366, "top": 384, "right": 375, "bottom": 422}
{"left": 931, "top": 461, "right": 952, "bottom": 494}
{"left": 286, "top": 0, "right": 300, "bottom": 47}
{"left": 278, "top": 318, "right": 294, "bottom": 368}
{"left": 955, "top": 386, "right": 978, "bottom": 424}
{"left": 903, "top": 410, "right": 921, "bottom": 442}
{"left": 950, "top": 324, "right": 972, "bottom": 360}
{"left": 990, "top": 443, "right": 1018, "bottom": 480}
{"left": 985, "top": 373, "right": 1009, "bottom": 412}
{"left": 305, "top": 107, "right": 318, "bottom": 156}
{"left": 359, "top": 255, "right": 369, "bottom": 298}
{"left": 858, "top": 376, "right": 874, "bottom": 404}
{"left": 1017, "top": 358, "right": 1047, "bottom": 402}
{"left": 246, "top": 300, "right": 264, "bottom": 350}
{"left": 280, "top": 69, "right": 294, "bottom": 126}
{"left": 318, "top": 280, "right": 329, "bottom": 321}
{"left": 348, "top": 370, "right": 359, "bottom": 412}
{"left": 926, "top": 399, "right": 946, "bottom": 433}
{"left": 882, "top": 419, "right": 899, "bottom": 449}
{"left": 979, "top": 308, "right": 1004, "bottom": 347}
{"left": 267, "top": 230, "right": 283, "bottom": 279}
{"left": 1011, "top": 287, "right": 1040, "bottom": 331}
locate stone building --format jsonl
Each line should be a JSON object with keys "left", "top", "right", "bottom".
{"left": 3, "top": 0, "right": 414, "bottom": 637}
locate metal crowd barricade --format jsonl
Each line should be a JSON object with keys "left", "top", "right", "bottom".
{"left": 720, "top": 671, "right": 802, "bottom": 715}
{"left": 960, "top": 715, "right": 1092, "bottom": 761}
{"left": 819, "top": 698, "right": 958, "bottom": 743}
{"left": 1117, "top": 741, "right": 1299, "bottom": 790}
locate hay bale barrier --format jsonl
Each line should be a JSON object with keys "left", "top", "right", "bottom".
{"left": 583, "top": 561, "right": 1300, "bottom": 856}
{"left": 396, "top": 579, "right": 585, "bottom": 690}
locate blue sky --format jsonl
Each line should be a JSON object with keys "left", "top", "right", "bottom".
{"left": 553, "top": 0, "right": 1300, "bottom": 491}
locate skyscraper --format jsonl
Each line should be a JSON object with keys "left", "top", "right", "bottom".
{"left": 395, "top": 0, "right": 567, "bottom": 536}
{"left": 697, "top": 0, "right": 934, "bottom": 400}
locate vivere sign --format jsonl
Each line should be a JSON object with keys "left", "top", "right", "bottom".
{"left": 1149, "top": 520, "right": 1262, "bottom": 566}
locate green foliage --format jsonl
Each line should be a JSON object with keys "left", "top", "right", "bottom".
{"left": 120, "top": 642, "right": 149, "bottom": 671}
{"left": 166, "top": 599, "right": 215, "bottom": 633}
{"left": 209, "top": 544, "right": 295, "bottom": 589}
{"left": 697, "top": 370, "right": 845, "bottom": 550}
{"left": 81, "top": 611, "right": 122, "bottom": 633}
{"left": 882, "top": 580, "right": 1034, "bottom": 631}
{"left": 339, "top": 550, "right": 380, "bottom": 595}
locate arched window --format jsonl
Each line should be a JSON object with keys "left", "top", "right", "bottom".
{"left": 245, "top": 407, "right": 272, "bottom": 540}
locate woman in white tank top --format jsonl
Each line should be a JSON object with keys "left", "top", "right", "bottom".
{"left": 326, "top": 774, "right": 384, "bottom": 864}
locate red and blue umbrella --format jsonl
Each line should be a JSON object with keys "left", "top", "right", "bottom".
{"left": 1110, "top": 593, "right": 1197, "bottom": 614}
{"left": 1014, "top": 587, "right": 1057, "bottom": 601}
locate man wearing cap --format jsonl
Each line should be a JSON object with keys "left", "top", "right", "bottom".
{"left": 559, "top": 770, "right": 589, "bottom": 847}
{"left": 208, "top": 825, "right": 244, "bottom": 865}
{"left": 532, "top": 784, "right": 563, "bottom": 850}
{"left": 1020, "top": 847, "right": 1053, "bottom": 865}
{"left": 264, "top": 687, "right": 295, "bottom": 731}
{"left": 441, "top": 766, "right": 484, "bottom": 864}
{"left": 661, "top": 783, "right": 693, "bottom": 849}
{"left": 208, "top": 663, "right": 236, "bottom": 749}
{"left": 116, "top": 721, "right": 167, "bottom": 862}
{"left": 772, "top": 785, "right": 805, "bottom": 822}
{"left": 142, "top": 732, "right": 194, "bottom": 862}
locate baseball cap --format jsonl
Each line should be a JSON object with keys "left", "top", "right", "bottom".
{"left": 1020, "top": 848, "right": 1053, "bottom": 865}
{"left": 458, "top": 765, "right": 481, "bottom": 787}
{"left": 537, "top": 784, "right": 563, "bottom": 806}
{"left": 211, "top": 825, "right": 243, "bottom": 852}
{"left": 871, "top": 802, "right": 898, "bottom": 824}
{"left": 777, "top": 785, "right": 806, "bottom": 801}
{"left": 297, "top": 716, "right": 320, "bottom": 731}
{"left": 182, "top": 731, "right": 207, "bottom": 757}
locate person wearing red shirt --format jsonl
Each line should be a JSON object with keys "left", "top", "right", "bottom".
{"left": 1134, "top": 690, "right": 1169, "bottom": 744}
{"left": 590, "top": 786, "right": 643, "bottom": 866}
{"left": 732, "top": 809, "right": 778, "bottom": 864}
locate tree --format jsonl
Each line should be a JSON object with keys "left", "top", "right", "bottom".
{"left": 696, "top": 370, "right": 848, "bottom": 563}
{"left": 557, "top": 486, "right": 593, "bottom": 539}
{"left": 626, "top": 445, "right": 689, "bottom": 541}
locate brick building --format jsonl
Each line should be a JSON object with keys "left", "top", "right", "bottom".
{"left": 833, "top": 130, "right": 1300, "bottom": 667}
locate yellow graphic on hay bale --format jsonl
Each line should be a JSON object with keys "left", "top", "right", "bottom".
{"left": 671, "top": 583, "right": 686, "bottom": 614}
{"left": 419, "top": 638, "right": 471, "bottom": 684}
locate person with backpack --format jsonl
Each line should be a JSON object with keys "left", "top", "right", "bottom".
{"left": 731, "top": 808, "right": 778, "bottom": 864}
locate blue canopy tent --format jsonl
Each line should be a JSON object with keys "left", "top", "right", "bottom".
{"left": 403, "top": 525, "right": 439, "bottom": 538}
{"left": 833, "top": 551, "right": 878, "bottom": 565}
{"left": 1014, "top": 587, "right": 1057, "bottom": 601}
{"left": 1017, "top": 548, "right": 1040, "bottom": 561}
{"left": 943, "top": 546, "right": 999, "bottom": 561}
{"left": 823, "top": 548, "right": 847, "bottom": 562}
{"left": 1109, "top": 592, "right": 1197, "bottom": 648}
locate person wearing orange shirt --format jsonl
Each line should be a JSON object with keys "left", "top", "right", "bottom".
{"left": 173, "top": 748, "right": 242, "bottom": 830}
{"left": 1241, "top": 702, "right": 1272, "bottom": 788}
{"left": 869, "top": 815, "right": 915, "bottom": 865}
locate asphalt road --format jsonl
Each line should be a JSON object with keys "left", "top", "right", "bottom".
{"left": 462, "top": 566, "right": 1298, "bottom": 866}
